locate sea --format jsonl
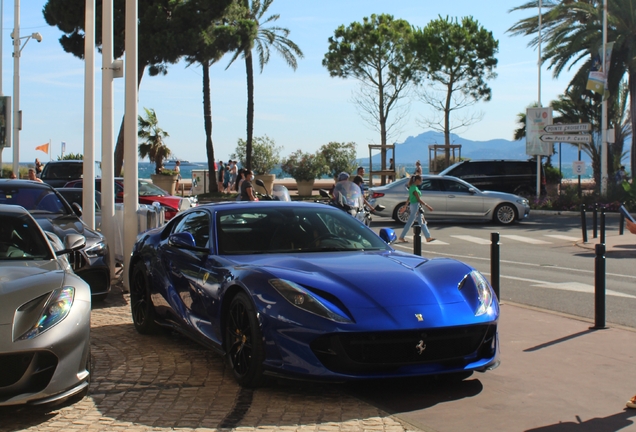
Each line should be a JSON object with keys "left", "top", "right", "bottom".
{"left": 11, "top": 160, "right": 593, "bottom": 180}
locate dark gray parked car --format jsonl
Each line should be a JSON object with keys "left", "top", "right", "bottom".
{"left": 0, "top": 180, "right": 110, "bottom": 298}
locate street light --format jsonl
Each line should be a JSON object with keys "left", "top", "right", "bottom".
{"left": 11, "top": 0, "right": 43, "bottom": 176}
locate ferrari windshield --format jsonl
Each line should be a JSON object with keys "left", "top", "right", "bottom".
{"left": 216, "top": 205, "right": 390, "bottom": 254}
{"left": 0, "top": 185, "right": 70, "bottom": 214}
{"left": 0, "top": 213, "right": 53, "bottom": 260}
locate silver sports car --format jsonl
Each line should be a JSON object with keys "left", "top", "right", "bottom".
{"left": 368, "top": 175, "right": 530, "bottom": 225}
{"left": 0, "top": 204, "right": 91, "bottom": 406}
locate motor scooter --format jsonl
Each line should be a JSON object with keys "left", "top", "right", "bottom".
{"left": 253, "top": 179, "right": 291, "bottom": 201}
{"left": 319, "top": 181, "right": 383, "bottom": 225}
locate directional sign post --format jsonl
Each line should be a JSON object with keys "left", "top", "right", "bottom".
{"left": 544, "top": 123, "right": 591, "bottom": 133}
{"left": 540, "top": 134, "right": 592, "bottom": 143}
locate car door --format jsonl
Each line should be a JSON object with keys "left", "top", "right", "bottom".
{"left": 440, "top": 178, "right": 484, "bottom": 218}
{"left": 417, "top": 178, "right": 446, "bottom": 216}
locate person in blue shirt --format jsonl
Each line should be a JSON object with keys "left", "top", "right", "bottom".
{"left": 397, "top": 175, "right": 434, "bottom": 243}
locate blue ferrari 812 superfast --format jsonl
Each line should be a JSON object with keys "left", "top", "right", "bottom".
{"left": 129, "top": 201, "right": 499, "bottom": 387}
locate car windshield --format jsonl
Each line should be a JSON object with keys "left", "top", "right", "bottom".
{"left": 42, "top": 163, "right": 83, "bottom": 179}
{"left": 139, "top": 180, "right": 168, "bottom": 197}
{"left": 216, "top": 205, "right": 390, "bottom": 255}
{"left": 0, "top": 186, "right": 70, "bottom": 214}
{"left": 0, "top": 212, "right": 53, "bottom": 260}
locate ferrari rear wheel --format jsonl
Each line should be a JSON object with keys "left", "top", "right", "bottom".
{"left": 225, "top": 292, "right": 265, "bottom": 388}
{"left": 130, "top": 263, "right": 161, "bottom": 335}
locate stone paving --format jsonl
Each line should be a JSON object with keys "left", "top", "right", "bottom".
{"left": 0, "top": 286, "right": 416, "bottom": 432}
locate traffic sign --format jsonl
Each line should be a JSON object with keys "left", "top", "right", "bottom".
{"left": 540, "top": 134, "right": 592, "bottom": 143}
{"left": 572, "top": 161, "right": 586, "bottom": 175}
{"left": 544, "top": 123, "right": 591, "bottom": 133}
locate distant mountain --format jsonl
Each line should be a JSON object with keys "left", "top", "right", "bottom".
{"left": 358, "top": 131, "right": 593, "bottom": 165}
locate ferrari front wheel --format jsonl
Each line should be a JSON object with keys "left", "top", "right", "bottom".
{"left": 225, "top": 292, "right": 265, "bottom": 388}
{"left": 130, "top": 263, "right": 161, "bottom": 334}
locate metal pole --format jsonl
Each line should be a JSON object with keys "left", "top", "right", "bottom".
{"left": 83, "top": 0, "right": 95, "bottom": 230}
{"left": 591, "top": 243, "right": 607, "bottom": 329}
{"left": 413, "top": 221, "right": 421, "bottom": 256}
{"left": 491, "top": 232, "right": 500, "bottom": 300}
{"left": 0, "top": 0, "right": 4, "bottom": 175}
{"left": 620, "top": 213, "right": 625, "bottom": 235}
{"left": 600, "top": 208, "right": 606, "bottom": 244}
{"left": 123, "top": 0, "right": 139, "bottom": 292}
{"left": 11, "top": 0, "right": 19, "bottom": 176}
{"left": 591, "top": 204, "right": 597, "bottom": 238}
{"left": 600, "top": 0, "right": 608, "bottom": 196}
{"left": 581, "top": 204, "right": 588, "bottom": 243}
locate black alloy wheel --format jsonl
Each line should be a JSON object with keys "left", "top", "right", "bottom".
{"left": 130, "top": 263, "right": 160, "bottom": 334}
{"left": 224, "top": 292, "right": 265, "bottom": 388}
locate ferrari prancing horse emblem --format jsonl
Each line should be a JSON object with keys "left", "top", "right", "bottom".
{"left": 415, "top": 314, "right": 423, "bottom": 321}
{"left": 416, "top": 340, "right": 427, "bottom": 355}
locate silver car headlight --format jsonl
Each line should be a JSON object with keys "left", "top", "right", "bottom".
{"left": 85, "top": 239, "right": 107, "bottom": 257}
{"left": 17, "top": 287, "right": 75, "bottom": 340}
{"left": 269, "top": 279, "right": 352, "bottom": 323}
{"left": 517, "top": 198, "right": 529, "bottom": 206}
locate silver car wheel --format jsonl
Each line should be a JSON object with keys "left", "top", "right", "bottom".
{"left": 495, "top": 204, "right": 516, "bottom": 225}
{"left": 393, "top": 203, "right": 410, "bottom": 224}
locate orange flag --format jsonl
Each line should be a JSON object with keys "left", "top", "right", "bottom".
{"left": 35, "top": 143, "right": 49, "bottom": 154}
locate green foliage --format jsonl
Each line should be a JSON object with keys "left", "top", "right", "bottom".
{"left": 58, "top": 153, "right": 83, "bottom": 160}
{"left": 232, "top": 135, "right": 282, "bottom": 175}
{"left": 544, "top": 165, "right": 563, "bottom": 184}
{"left": 138, "top": 107, "right": 171, "bottom": 174}
{"left": 323, "top": 14, "right": 420, "bottom": 146}
{"left": 1, "top": 165, "right": 27, "bottom": 178}
{"left": 318, "top": 142, "right": 357, "bottom": 179}
{"left": 280, "top": 150, "right": 328, "bottom": 182}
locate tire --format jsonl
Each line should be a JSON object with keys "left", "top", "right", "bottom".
{"left": 392, "top": 202, "right": 410, "bottom": 224}
{"left": 224, "top": 292, "right": 266, "bottom": 388}
{"left": 494, "top": 203, "right": 517, "bottom": 225}
{"left": 130, "top": 263, "right": 161, "bottom": 335}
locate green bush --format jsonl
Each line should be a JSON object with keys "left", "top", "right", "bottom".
{"left": 319, "top": 142, "right": 357, "bottom": 179}
{"left": 280, "top": 150, "right": 328, "bottom": 182}
{"left": 232, "top": 135, "right": 282, "bottom": 175}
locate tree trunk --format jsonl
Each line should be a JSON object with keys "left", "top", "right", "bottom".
{"left": 378, "top": 77, "right": 387, "bottom": 186}
{"left": 444, "top": 80, "right": 452, "bottom": 166}
{"left": 245, "top": 53, "right": 255, "bottom": 172}
{"left": 202, "top": 62, "right": 219, "bottom": 193}
{"left": 114, "top": 64, "right": 146, "bottom": 177}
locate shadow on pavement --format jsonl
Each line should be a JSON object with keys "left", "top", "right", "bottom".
{"left": 525, "top": 410, "right": 636, "bottom": 431}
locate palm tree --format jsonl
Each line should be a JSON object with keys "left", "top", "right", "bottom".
{"left": 508, "top": 0, "right": 636, "bottom": 179}
{"left": 138, "top": 108, "right": 171, "bottom": 175}
{"left": 226, "top": 0, "right": 303, "bottom": 171}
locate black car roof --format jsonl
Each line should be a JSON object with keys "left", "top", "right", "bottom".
{"left": 0, "top": 179, "right": 54, "bottom": 189}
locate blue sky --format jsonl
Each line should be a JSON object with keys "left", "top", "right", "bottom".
{"left": 4, "top": 0, "right": 578, "bottom": 165}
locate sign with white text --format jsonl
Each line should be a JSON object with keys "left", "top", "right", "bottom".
{"left": 540, "top": 134, "right": 592, "bottom": 143}
{"left": 526, "top": 107, "right": 553, "bottom": 156}
{"left": 544, "top": 123, "right": 591, "bottom": 133}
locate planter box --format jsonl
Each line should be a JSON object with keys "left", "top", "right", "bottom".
{"left": 151, "top": 174, "right": 178, "bottom": 195}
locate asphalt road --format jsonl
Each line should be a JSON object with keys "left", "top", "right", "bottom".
{"left": 371, "top": 212, "right": 636, "bottom": 328}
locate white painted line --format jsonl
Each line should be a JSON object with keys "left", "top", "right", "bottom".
{"left": 450, "top": 235, "right": 492, "bottom": 245}
{"left": 545, "top": 234, "right": 581, "bottom": 242}
{"left": 499, "top": 274, "right": 636, "bottom": 299}
{"left": 500, "top": 234, "right": 552, "bottom": 245}
{"left": 399, "top": 236, "right": 449, "bottom": 245}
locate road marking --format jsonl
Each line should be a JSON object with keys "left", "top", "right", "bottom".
{"left": 450, "top": 235, "right": 492, "bottom": 245}
{"left": 400, "top": 236, "right": 449, "bottom": 245}
{"left": 545, "top": 234, "right": 581, "bottom": 241}
{"left": 500, "top": 234, "right": 552, "bottom": 245}
{"left": 496, "top": 274, "right": 636, "bottom": 299}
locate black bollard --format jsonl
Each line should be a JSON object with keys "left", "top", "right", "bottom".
{"left": 620, "top": 214, "right": 625, "bottom": 235}
{"left": 592, "top": 204, "right": 598, "bottom": 238}
{"left": 600, "top": 208, "right": 606, "bottom": 244}
{"left": 490, "top": 232, "right": 500, "bottom": 301}
{"left": 581, "top": 204, "right": 588, "bottom": 243}
{"left": 413, "top": 223, "right": 422, "bottom": 256}
{"left": 591, "top": 243, "right": 607, "bottom": 330}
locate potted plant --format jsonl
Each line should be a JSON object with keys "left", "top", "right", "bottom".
{"left": 319, "top": 141, "right": 358, "bottom": 180}
{"left": 231, "top": 135, "right": 282, "bottom": 194}
{"left": 138, "top": 107, "right": 176, "bottom": 194}
{"left": 281, "top": 150, "right": 329, "bottom": 196}
{"left": 544, "top": 164, "right": 563, "bottom": 196}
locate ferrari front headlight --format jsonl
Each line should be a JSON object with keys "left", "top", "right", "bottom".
{"left": 269, "top": 279, "right": 352, "bottom": 323}
{"left": 470, "top": 271, "right": 493, "bottom": 316}
{"left": 17, "top": 287, "right": 75, "bottom": 340}
{"left": 85, "top": 240, "right": 107, "bottom": 257}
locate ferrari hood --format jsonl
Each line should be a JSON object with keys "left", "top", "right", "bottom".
{"left": 0, "top": 263, "right": 66, "bottom": 325}
{"left": 233, "top": 252, "right": 473, "bottom": 309}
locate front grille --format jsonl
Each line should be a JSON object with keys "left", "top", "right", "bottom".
{"left": 311, "top": 324, "right": 496, "bottom": 374}
{"left": 76, "top": 268, "right": 110, "bottom": 295}
{"left": 68, "top": 250, "right": 88, "bottom": 271}
{"left": 0, "top": 351, "right": 58, "bottom": 400}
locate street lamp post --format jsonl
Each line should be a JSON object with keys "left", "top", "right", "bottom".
{"left": 12, "top": 0, "right": 42, "bottom": 177}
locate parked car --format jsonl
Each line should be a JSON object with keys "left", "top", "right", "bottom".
{"left": 0, "top": 204, "right": 91, "bottom": 406}
{"left": 439, "top": 159, "right": 546, "bottom": 196}
{"left": 40, "top": 160, "right": 102, "bottom": 188}
{"left": 0, "top": 180, "right": 111, "bottom": 298}
{"left": 56, "top": 187, "right": 102, "bottom": 231}
{"left": 368, "top": 175, "right": 530, "bottom": 225}
{"left": 129, "top": 201, "right": 499, "bottom": 387}
{"left": 63, "top": 178, "right": 191, "bottom": 220}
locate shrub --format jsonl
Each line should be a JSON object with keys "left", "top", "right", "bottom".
{"left": 319, "top": 142, "right": 357, "bottom": 179}
{"left": 280, "top": 150, "right": 329, "bottom": 182}
{"left": 231, "top": 135, "right": 282, "bottom": 175}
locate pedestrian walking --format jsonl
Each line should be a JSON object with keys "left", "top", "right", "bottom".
{"left": 174, "top": 160, "right": 181, "bottom": 191}
{"left": 223, "top": 163, "right": 231, "bottom": 192}
{"left": 414, "top": 160, "right": 423, "bottom": 176}
{"left": 240, "top": 170, "right": 256, "bottom": 201}
{"left": 229, "top": 160, "right": 238, "bottom": 190}
{"left": 217, "top": 161, "right": 225, "bottom": 193}
{"left": 388, "top": 158, "right": 394, "bottom": 182}
{"left": 397, "top": 175, "right": 434, "bottom": 243}
{"left": 35, "top": 158, "right": 44, "bottom": 176}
